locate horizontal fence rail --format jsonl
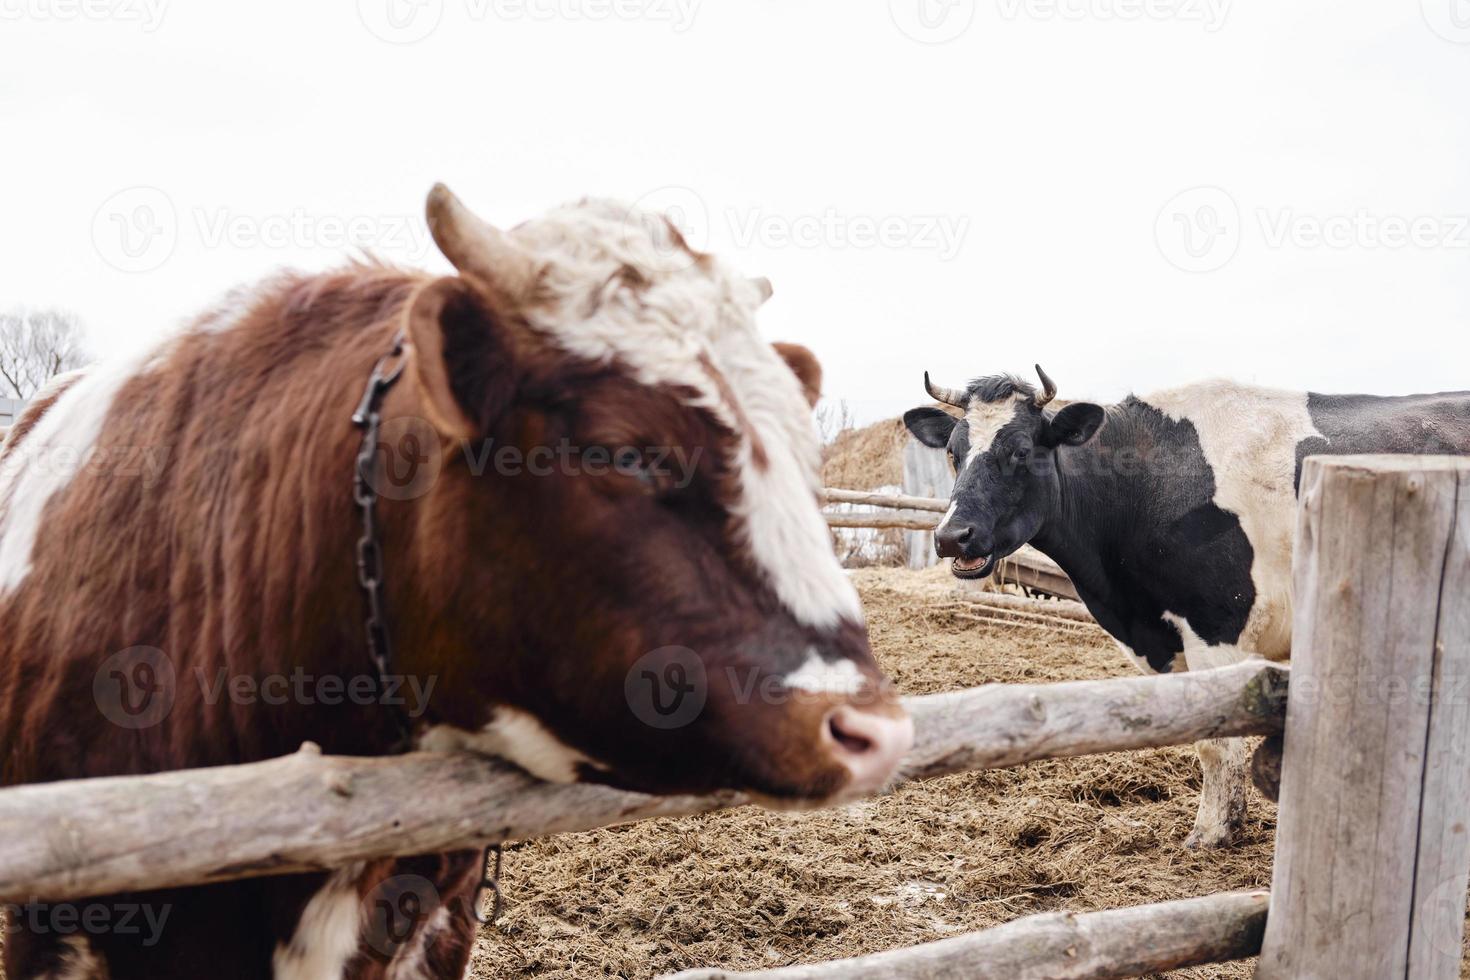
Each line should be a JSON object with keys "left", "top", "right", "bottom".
{"left": 822, "top": 488, "right": 950, "bottom": 513}
{"left": 662, "top": 890, "right": 1270, "bottom": 980}
{"left": 825, "top": 512, "right": 941, "bottom": 530}
{"left": 0, "top": 661, "right": 1286, "bottom": 904}
{"left": 820, "top": 488, "right": 1081, "bottom": 600}
{"left": 955, "top": 590, "right": 1095, "bottom": 624}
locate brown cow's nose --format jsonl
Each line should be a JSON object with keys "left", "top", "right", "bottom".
{"left": 823, "top": 705, "right": 914, "bottom": 795}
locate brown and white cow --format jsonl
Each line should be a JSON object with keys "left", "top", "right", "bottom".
{"left": 0, "top": 185, "right": 912, "bottom": 979}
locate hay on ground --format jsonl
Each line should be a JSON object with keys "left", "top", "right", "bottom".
{"left": 471, "top": 568, "right": 1281, "bottom": 979}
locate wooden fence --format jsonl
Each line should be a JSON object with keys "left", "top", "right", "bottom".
{"left": 822, "top": 487, "right": 1081, "bottom": 601}
{"left": 0, "top": 455, "right": 1466, "bottom": 978}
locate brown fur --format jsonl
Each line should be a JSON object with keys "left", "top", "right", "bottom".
{"left": 0, "top": 264, "right": 898, "bottom": 979}
{"left": 773, "top": 343, "right": 823, "bottom": 408}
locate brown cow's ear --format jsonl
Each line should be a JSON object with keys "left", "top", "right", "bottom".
{"left": 405, "top": 276, "right": 517, "bottom": 440}
{"left": 773, "top": 342, "right": 822, "bottom": 408}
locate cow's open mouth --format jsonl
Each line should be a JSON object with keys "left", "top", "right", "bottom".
{"left": 950, "top": 554, "right": 995, "bottom": 579}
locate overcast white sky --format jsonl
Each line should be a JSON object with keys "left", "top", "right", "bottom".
{"left": 2, "top": 0, "right": 1468, "bottom": 424}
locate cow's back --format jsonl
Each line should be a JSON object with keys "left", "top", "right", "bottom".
{"left": 0, "top": 268, "right": 424, "bottom": 788}
{"left": 1297, "top": 390, "right": 1470, "bottom": 475}
{"left": 1125, "top": 381, "right": 1470, "bottom": 660}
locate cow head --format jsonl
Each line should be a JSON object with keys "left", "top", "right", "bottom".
{"left": 394, "top": 185, "right": 910, "bottom": 806}
{"left": 903, "top": 366, "right": 1105, "bottom": 579}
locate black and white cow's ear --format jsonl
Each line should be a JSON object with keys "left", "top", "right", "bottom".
{"left": 903, "top": 407, "right": 958, "bottom": 449}
{"left": 405, "top": 276, "right": 518, "bottom": 440}
{"left": 1044, "top": 403, "right": 1105, "bottom": 448}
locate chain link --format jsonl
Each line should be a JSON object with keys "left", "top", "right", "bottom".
{"left": 351, "top": 331, "right": 507, "bottom": 924}
{"left": 351, "top": 331, "right": 411, "bottom": 752}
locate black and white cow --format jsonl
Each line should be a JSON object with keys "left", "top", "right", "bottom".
{"left": 905, "top": 367, "right": 1470, "bottom": 847}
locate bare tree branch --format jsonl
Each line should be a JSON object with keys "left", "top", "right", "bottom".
{"left": 0, "top": 308, "right": 93, "bottom": 400}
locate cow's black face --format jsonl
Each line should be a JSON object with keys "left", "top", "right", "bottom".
{"left": 904, "top": 393, "right": 1105, "bottom": 580}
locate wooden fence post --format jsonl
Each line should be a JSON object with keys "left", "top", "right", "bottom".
{"left": 1256, "top": 455, "right": 1470, "bottom": 979}
{"left": 902, "top": 438, "right": 953, "bottom": 569}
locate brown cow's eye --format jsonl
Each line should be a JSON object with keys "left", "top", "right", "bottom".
{"left": 613, "top": 448, "right": 661, "bottom": 493}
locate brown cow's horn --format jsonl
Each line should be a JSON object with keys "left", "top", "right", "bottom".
{"left": 1034, "top": 364, "right": 1057, "bottom": 407}
{"left": 924, "top": 372, "right": 970, "bottom": 408}
{"left": 425, "top": 183, "right": 541, "bottom": 302}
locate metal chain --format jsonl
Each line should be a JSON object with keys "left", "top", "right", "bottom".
{"left": 351, "top": 330, "right": 412, "bottom": 753}
{"left": 351, "top": 331, "right": 508, "bottom": 925}
{"left": 473, "top": 844, "right": 505, "bottom": 925}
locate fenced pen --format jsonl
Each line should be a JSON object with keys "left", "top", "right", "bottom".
{"left": 0, "top": 455, "right": 1466, "bottom": 978}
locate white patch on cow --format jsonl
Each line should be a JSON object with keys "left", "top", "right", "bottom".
{"left": 1162, "top": 612, "right": 1250, "bottom": 671}
{"left": 0, "top": 342, "right": 162, "bottom": 595}
{"left": 273, "top": 863, "right": 366, "bottom": 980}
{"left": 1145, "top": 381, "right": 1321, "bottom": 660}
{"left": 935, "top": 499, "right": 959, "bottom": 535}
{"left": 386, "top": 904, "right": 450, "bottom": 980}
{"left": 783, "top": 649, "right": 865, "bottom": 696}
{"left": 501, "top": 201, "right": 863, "bottom": 632}
{"left": 417, "top": 706, "right": 605, "bottom": 783}
{"left": 1162, "top": 611, "right": 1253, "bottom": 847}
{"left": 41, "top": 935, "right": 106, "bottom": 979}
{"left": 964, "top": 394, "right": 1028, "bottom": 457}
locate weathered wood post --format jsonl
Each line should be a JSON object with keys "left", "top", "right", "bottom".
{"left": 1256, "top": 455, "right": 1470, "bottom": 979}
{"left": 902, "top": 437, "right": 953, "bottom": 569}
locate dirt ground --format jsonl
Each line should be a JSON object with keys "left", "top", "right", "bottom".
{"left": 470, "top": 566, "right": 1279, "bottom": 979}
{"left": 4, "top": 566, "right": 1462, "bottom": 977}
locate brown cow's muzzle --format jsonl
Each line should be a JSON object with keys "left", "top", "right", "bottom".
{"left": 697, "top": 659, "right": 913, "bottom": 807}
{"left": 589, "top": 640, "right": 913, "bottom": 805}
{"left": 822, "top": 701, "right": 914, "bottom": 798}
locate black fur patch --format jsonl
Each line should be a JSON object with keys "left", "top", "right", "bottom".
{"left": 1037, "top": 398, "right": 1256, "bottom": 673}
{"left": 1295, "top": 390, "right": 1470, "bottom": 491}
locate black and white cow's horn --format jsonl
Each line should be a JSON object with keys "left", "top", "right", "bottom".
{"left": 1034, "top": 364, "right": 1058, "bottom": 407}
{"left": 924, "top": 372, "right": 969, "bottom": 408}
